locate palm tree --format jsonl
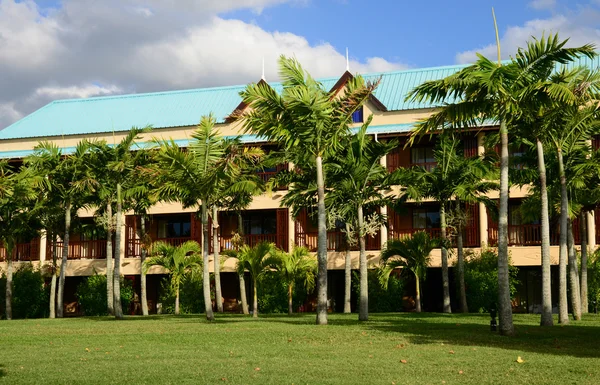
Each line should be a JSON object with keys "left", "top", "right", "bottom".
{"left": 327, "top": 121, "right": 396, "bottom": 320}
{"left": 90, "top": 127, "right": 149, "bottom": 320}
{"left": 398, "top": 133, "right": 496, "bottom": 314}
{"left": 272, "top": 246, "right": 317, "bottom": 315}
{"left": 379, "top": 232, "right": 436, "bottom": 313}
{"left": 0, "top": 162, "right": 40, "bottom": 320}
{"left": 154, "top": 115, "right": 226, "bottom": 321}
{"left": 228, "top": 241, "right": 278, "bottom": 318}
{"left": 221, "top": 234, "right": 250, "bottom": 314}
{"left": 406, "top": 32, "right": 594, "bottom": 335}
{"left": 239, "top": 55, "right": 378, "bottom": 325}
{"left": 143, "top": 241, "right": 202, "bottom": 315}
{"left": 26, "top": 140, "right": 97, "bottom": 318}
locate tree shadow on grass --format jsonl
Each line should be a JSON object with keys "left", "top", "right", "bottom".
{"left": 0, "top": 364, "right": 6, "bottom": 378}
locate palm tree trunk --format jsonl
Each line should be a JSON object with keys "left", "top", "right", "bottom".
{"left": 439, "top": 202, "right": 451, "bottom": 313}
{"left": 201, "top": 203, "right": 215, "bottom": 321}
{"left": 315, "top": 155, "right": 328, "bottom": 325}
{"left": 5, "top": 242, "right": 14, "bottom": 320}
{"left": 497, "top": 121, "right": 514, "bottom": 335}
{"left": 456, "top": 217, "right": 468, "bottom": 313}
{"left": 113, "top": 184, "right": 124, "bottom": 320}
{"left": 537, "top": 139, "right": 553, "bottom": 326}
{"left": 57, "top": 200, "right": 71, "bottom": 319}
{"left": 212, "top": 205, "right": 223, "bottom": 313}
{"left": 140, "top": 215, "right": 149, "bottom": 316}
{"left": 237, "top": 212, "right": 249, "bottom": 315}
{"left": 175, "top": 285, "right": 180, "bottom": 315}
{"left": 415, "top": 274, "right": 422, "bottom": 313}
{"left": 557, "top": 149, "right": 569, "bottom": 325}
{"left": 580, "top": 211, "right": 588, "bottom": 314}
{"left": 239, "top": 273, "right": 249, "bottom": 315}
{"left": 567, "top": 218, "right": 581, "bottom": 320}
{"left": 358, "top": 205, "right": 368, "bottom": 321}
{"left": 106, "top": 203, "right": 114, "bottom": 316}
{"left": 288, "top": 282, "right": 294, "bottom": 315}
{"left": 344, "top": 223, "right": 352, "bottom": 314}
{"left": 49, "top": 233, "right": 58, "bottom": 319}
{"left": 253, "top": 276, "right": 258, "bottom": 318}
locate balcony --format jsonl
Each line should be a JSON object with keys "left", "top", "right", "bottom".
{"left": 48, "top": 239, "right": 107, "bottom": 260}
{"left": 295, "top": 229, "right": 381, "bottom": 252}
{"left": 488, "top": 222, "right": 581, "bottom": 247}
{"left": 0, "top": 240, "right": 40, "bottom": 262}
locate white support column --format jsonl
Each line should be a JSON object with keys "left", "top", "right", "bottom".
{"left": 39, "top": 230, "right": 47, "bottom": 263}
{"left": 120, "top": 212, "right": 127, "bottom": 261}
{"left": 288, "top": 208, "right": 295, "bottom": 252}
{"left": 380, "top": 149, "right": 388, "bottom": 249}
{"left": 588, "top": 210, "right": 596, "bottom": 250}
{"left": 477, "top": 131, "right": 486, "bottom": 157}
{"left": 479, "top": 202, "right": 488, "bottom": 247}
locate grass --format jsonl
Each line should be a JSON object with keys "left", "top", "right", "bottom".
{"left": 1, "top": 313, "right": 599, "bottom": 385}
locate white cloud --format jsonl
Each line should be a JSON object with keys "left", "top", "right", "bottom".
{"left": 529, "top": 0, "right": 556, "bottom": 10}
{"left": 456, "top": 6, "right": 600, "bottom": 64}
{"left": 0, "top": 0, "right": 407, "bottom": 129}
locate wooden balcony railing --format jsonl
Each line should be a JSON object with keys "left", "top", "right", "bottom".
{"left": 0, "top": 241, "right": 40, "bottom": 262}
{"left": 389, "top": 227, "right": 480, "bottom": 248}
{"left": 257, "top": 171, "right": 277, "bottom": 183}
{"left": 50, "top": 240, "right": 107, "bottom": 260}
{"left": 488, "top": 222, "right": 582, "bottom": 247}
{"left": 220, "top": 233, "right": 279, "bottom": 250}
{"left": 295, "top": 230, "right": 380, "bottom": 252}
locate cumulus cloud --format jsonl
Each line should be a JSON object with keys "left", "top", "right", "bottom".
{"left": 529, "top": 0, "right": 556, "bottom": 10}
{"left": 0, "top": 0, "right": 407, "bottom": 129}
{"left": 456, "top": 5, "right": 600, "bottom": 64}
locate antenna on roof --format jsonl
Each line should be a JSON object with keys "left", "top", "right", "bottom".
{"left": 346, "top": 47, "right": 350, "bottom": 72}
{"left": 261, "top": 56, "right": 266, "bottom": 81}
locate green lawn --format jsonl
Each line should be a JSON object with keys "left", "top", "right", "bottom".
{"left": 1, "top": 313, "right": 599, "bottom": 385}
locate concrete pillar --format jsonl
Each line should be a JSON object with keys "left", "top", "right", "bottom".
{"left": 288, "top": 208, "right": 295, "bottom": 252}
{"left": 479, "top": 202, "right": 488, "bottom": 247}
{"left": 477, "top": 131, "right": 486, "bottom": 157}
{"left": 380, "top": 149, "right": 388, "bottom": 249}
{"left": 120, "top": 212, "right": 127, "bottom": 261}
{"left": 39, "top": 231, "right": 47, "bottom": 263}
{"left": 588, "top": 210, "right": 596, "bottom": 249}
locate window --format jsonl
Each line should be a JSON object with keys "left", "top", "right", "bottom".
{"left": 351, "top": 107, "right": 364, "bottom": 123}
{"left": 412, "top": 209, "right": 441, "bottom": 229}
{"left": 243, "top": 212, "right": 277, "bottom": 235}
{"left": 411, "top": 147, "right": 435, "bottom": 166}
{"left": 157, "top": 216, "right": 191, "bottom": 238}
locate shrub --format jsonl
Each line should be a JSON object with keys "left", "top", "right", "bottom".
{"left": 76, "top": 274, "right": 134, "bottom": 316}
{"left": 353, "top": 270, "right": 405, "bottom": 313}
{"left": 158, "top": 274, "right": 206, "bottom": 314}
{"left": 257, "top": 271, "right": 312, "bottom": 314}
{"left": 0, "top": 264, "right": 49, "bottom": 319}
{"left": 588, "top": 248, "right": 600, "bottom": 313}
{"left": 462, "top": 248, "right": 519, "bottom": 313}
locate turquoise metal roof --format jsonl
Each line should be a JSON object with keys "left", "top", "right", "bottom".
{"left": 2, "top": 55, "right": 598, "bottom": 141}
{"left": 0, "top": 124, "right": 414, "bottom": 159}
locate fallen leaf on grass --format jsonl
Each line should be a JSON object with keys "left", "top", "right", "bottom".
{"left": 395, "top": 344, "right": 405, "bottom": 349}
{"left": 254, "top": 367, "right": 261, "bottom": 371}
{"left": 288, "top": 338, "right": 292, "bottom": 343}
{"left": 458, "top": 370, "right": 464, "bottom": 375}
{"left": 368, "top": 355, "right": 373, "bottom": 358}
{"left": 221, "top": 377, "right": 227, "bottom": 381}
{"left": 400, "top": 360, "right": 407, "bottom": 364}
{"left": 85, "top": 348, "right": 90, "bottom": 352}
{"left": 449, "top": 350, "right": 455, "bottom": 354}
{"left": 516, "top": 356, "right": 525, "bottom": 364}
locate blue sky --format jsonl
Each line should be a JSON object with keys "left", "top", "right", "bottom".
{"left": 1, "top": 0, "right": 599, "bottom": 129}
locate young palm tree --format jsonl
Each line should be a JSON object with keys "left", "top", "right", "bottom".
{"left": 272, "top": 246, "right": 317, "bottom": 315}
{"left": 228, "top": 241, "right": 278, "bottom": 318}
{"left": 379, "top": 232, "right": 436, "bottom": 313}
{"left": 406, "top": 32, "right": 594, "bottom": 335}
{"left": 0, "top": 162, "right": 40, "bottom": 320}
{"left": 143, "top": 241, "right": 202, "bottom": 315}
{"left": 398, "top": 133, "right": 496, "bottom": 314}
{"left": 221, "top": 234, "right": 250, "bottom": 314}
{"left": 239, "top": 56, "right": 378, "bottom": 325}
{"left": 327, "top": 120, "right": 396, "bottom": 321}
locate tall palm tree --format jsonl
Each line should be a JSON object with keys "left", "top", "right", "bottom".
{"left": 398, "top": 133, "right": 496, "bottom": 313}
{"left": 379, "top": 232, "right": 436, "bottom": 313}
{"left": 406, "top": 32, "right": 594, "bottom": 335}
{"left": 327, "top": 120, "right": 396, "bottom": 320}
{"left": 0, "top": 162, "right": 40, "bottom": 320}
{"left": 239, "top": 56, "right": 378, "bottom": 325}
{"left": 227, "top": 241, "right": 278, "bottom": 318}
{"left": 143, "top": 241, "right": 202, "bottom": 315}
{"left": 154, "top": 115, "right": 226, "bottom": 321}
{"left": 272, "top": 246, "right": 317, "bottom": 315}
{"left": 91, "top": 127, "right": 149, "bottom": 320}
{"left": 221, "top": 234, "right": 250, "bottom": 314}
{"left": 26, "top": 140, "right": 97, "bottom": 318}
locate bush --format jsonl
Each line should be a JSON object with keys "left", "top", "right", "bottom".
{"left": 0, "top": 264, "right": 49, "bottom": 319}
{"left": 588, "top": 248, "right": 600, "bottom": 313}
{"left": 462, "top": 248, "right": 519, "bottom": 313}
{"left": 158, "top": 274, "right": 206, "bottom": 314}
{"left": 353, "top": 270, "right": 405, "bottom": 313}
{"left": 76, "top": 274, "right": 134, "bottom": 316}
{"left": 257, "top": 272, "right": 312, "bottom": 314}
